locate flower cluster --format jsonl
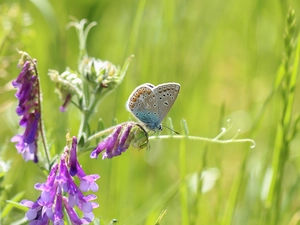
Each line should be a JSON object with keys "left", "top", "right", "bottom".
{"left": 48, "top": 19, "right": 129, "bottom": 113}
{"left": 79, "top": 57, "right": 119, "bottom": 87}
{"left": 48, "top": 56, "right": 123, "bottom": 112}
{"left": 11, "top": 56, "right": 40, "bottom": 162}
{"left": 21, "top": 136, "right": 100, "bottom": 224}
{"left": 48, "top": 69, "right": 83, "bottom": 112}
{"left": 90, "top": 122, "right": 149, "bottom": 159}
{"left": 12, "top": 19, "right": 141, "bottom": 224}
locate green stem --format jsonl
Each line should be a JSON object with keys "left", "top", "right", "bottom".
{"left": 179, "top": 135, "right": 189, "bottom": 225}
{"left": 272, "top": 35, "right": 300, "bottom": 224}
{"left": 77, "top": 82, "right": 89, "bottom": 140}
{"left": 149, "top": 134, "right": 256, "bottom": 148}
{"left": 85, "top": 123, "right": 256, "bottom": 148}
{"left": 37, "top": 80, "right": 50, "bottom": 166}
{"left": 77, "top": 85, "right": 104, "bottom": 140}
{"left": 25, "top": 53, "right": 50, "bottom": 166}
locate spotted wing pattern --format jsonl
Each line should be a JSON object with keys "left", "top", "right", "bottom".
{"left": 153, "top": 83, "right": 180, "bottom": 122}
{"left": 127, "top": 82, "right": 180, "bottom": 130}
{"left": 127, "top": 84, "right": 160, "bottom": 129}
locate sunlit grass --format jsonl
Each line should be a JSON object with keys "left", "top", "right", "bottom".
{"left": 1, "top": 1, "right": 300, "bottom": 225}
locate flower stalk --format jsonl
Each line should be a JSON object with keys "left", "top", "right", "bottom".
{"left": 11, "top": 51, "right": 50, "bottom": 164}
{"left": 49, "top": 20, "right": 134, "bottom": 146}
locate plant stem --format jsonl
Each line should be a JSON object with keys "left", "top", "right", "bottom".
{"left": 149, "top": 134, "right": 256, "bottom": 148}
{"left": 27, "top": 54, "right": 50, "bottom": 166}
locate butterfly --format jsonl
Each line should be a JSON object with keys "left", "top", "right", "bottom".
{"left": 127, "top": 82, "right": 180, "bottom": 131}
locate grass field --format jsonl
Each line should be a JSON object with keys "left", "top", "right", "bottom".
{"left": 1, "top": 0, "right": 300, "bottom": 224}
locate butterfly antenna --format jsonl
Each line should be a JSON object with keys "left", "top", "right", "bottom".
{"left": 162, "top": 125, "right": 180, "bottom": 135}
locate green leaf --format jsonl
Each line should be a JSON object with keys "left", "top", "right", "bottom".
{"left": 1, "top": 192, "right": 25, "bottom": 219}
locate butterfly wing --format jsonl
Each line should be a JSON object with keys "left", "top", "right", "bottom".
{"left": 152, "top": 82, "right": 180, "bottom": 123}
{"left": 127, "top": 83, "right": 160, "bottom": 129}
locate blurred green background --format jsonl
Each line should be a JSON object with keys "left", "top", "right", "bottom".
{"left": 1, "top": 0, "right": 300, "bottom": 224}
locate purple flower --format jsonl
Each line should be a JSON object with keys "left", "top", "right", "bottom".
{"left": 69, "top": 136, "right": 78, "bottom": 176}
{"left": 21, "top": 197, "right": 49, "bottom": 224}
{"left": 90, "top": 122, "right": 149, "bottom": 159}
{"left": 60, "top": 93, "right": 72, "bottom": 112}
{"left": 11, "top": 59, "right": 40, "bottom": 163}
{"left": 21, "top": 137, "right": 99, "bottom": 224}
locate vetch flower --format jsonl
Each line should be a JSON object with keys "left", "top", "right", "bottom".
{"left": 21, "top": 136, "right": 99, "bottom": 224}
{"left": 48, "top": 69, "right": 82, "bottom": 112}
{"left": 70, "top": 136, "right": 100, "bottom": 192}
{"left": 80, "top": 57, "right": 119, "bottom": 87}
{"left": 11, "top": 55, "right": 41, "bottom": 163}
{"left": 90, "top": 122, "right": 149, "bottom": 159}
{"left": 78, "top": 55, "right": 133, "bottom": 101}
{"left": 48, "top": 19, "right": 133, "bottom": 116}
{"left": 67, "top": 19, "right": 125, "bottom": 93}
